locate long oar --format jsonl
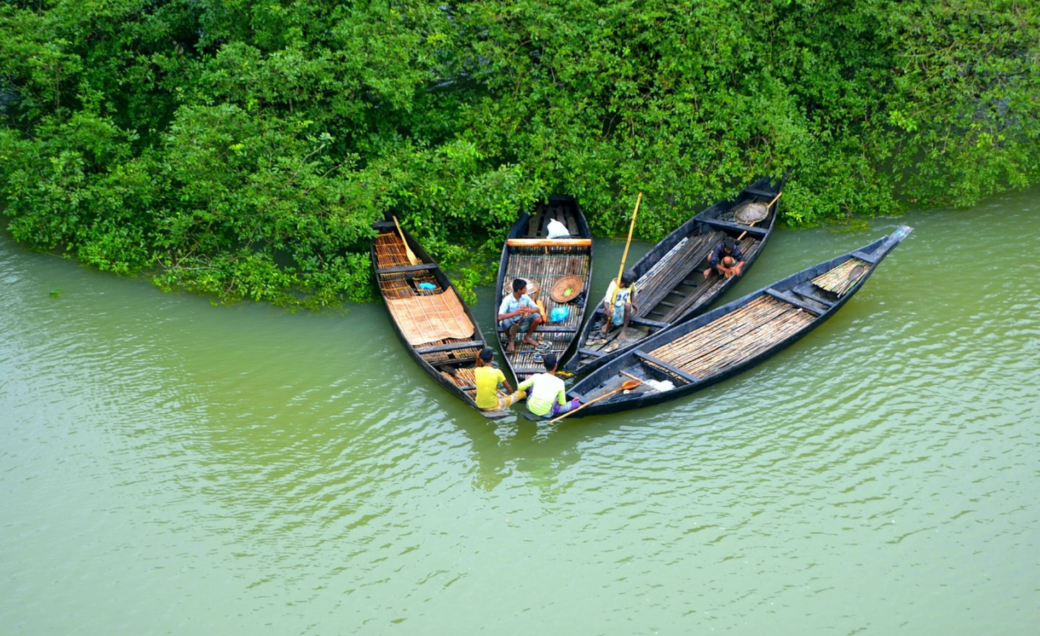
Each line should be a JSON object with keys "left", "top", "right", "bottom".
{"left": 549, "top": 378, "right": 642, "bottom": 423}
{"left": 611, "top": 192, "right": 643, "bottom": 306}
{"left": 737, "top": 192, "right": 782, "bottom": 241}
{"left": 393, "top": 215, "right": 421, "bottom": 266}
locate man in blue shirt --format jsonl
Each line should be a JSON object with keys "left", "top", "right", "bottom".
{"left": 703, "top": 237, "right": 746, "bottom": 279}
{"left": 498, "top": 278, "right": 545, "bottom": 353}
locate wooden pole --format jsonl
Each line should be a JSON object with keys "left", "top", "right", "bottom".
{"left": 393, "top": 215, "right": 421, "bottom": 266}
{"left": 549, "top": 379, "right": 642, "bottom": 423}
{"left": 612, "top": 192, "right": 643, "bottom": 306}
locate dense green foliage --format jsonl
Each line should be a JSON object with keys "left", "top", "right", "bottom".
{"left": 2, "top": 0, "right": 1038, "bottom": 306}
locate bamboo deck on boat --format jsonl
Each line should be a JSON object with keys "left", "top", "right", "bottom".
{"left": 497, "top": 197, "right": 593, "bottom": 380}
{"left": 372, "top": 221, "right": 508, "bottom": 419}
{"left": 567, "top": 175, "right": 786, "bottom": 376}
{"left": 563, "top": 225, "right": 913, "bottom": 418}
{"left": 645, "top": 295, "right": 816, "bottom": 381}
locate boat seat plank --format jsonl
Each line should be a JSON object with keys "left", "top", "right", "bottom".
{"left": 701, "top": 219, "right": 768, "bottom": 237}
{"left": 415, "top": 340, "right": 485, "bottom": 355}
{"left": 498, "top": 326, "right": 578, "bottom": 334}
{"left": 376, "top": 263, "right": 437, "bottom": 274}
{"left": 764, "top": 288, "right": 823, "bottom": 315}
{"left": 632, "top": 317, "right": 669, "bottom": 329}
{"left": 430, "top": 357, "right": 478, "bottom": 368}
{"left": 850, "top": 250, "right": 879, "bottom": 265}
{"left": 744, "top": 188, "right": 779, "bottom": 199}
{"left": 634, "top": 351, "right": 699, "bottom": 384}
{"left": 791, "top": 287, "right": 835, "bottom": 309}
{"left": 506, "top": 238, "right": 593, "bottom": 248}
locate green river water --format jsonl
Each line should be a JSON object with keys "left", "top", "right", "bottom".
{"left": 2, "top": 190, "right": 1039, "bottom": 635}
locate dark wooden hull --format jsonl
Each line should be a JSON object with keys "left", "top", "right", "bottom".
{"left": 494, "top": 196, "right": 594, "bottom": 382}
{"left": 371, "top": 216, "right": 509, "bottom": 419}
{"left": 564, "top": 226, "right": 913, "bottom": 418}
{"left": 565, "top": 174, "right": 786, "bottom": 376}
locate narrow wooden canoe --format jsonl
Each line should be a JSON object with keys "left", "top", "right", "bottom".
{"left": 371, "top": 215, "right": 509, "bottom": 419}
{"left": 563, "top": 225, "right": 913, "bottom": 418}
{"left": 494, "top": 196, "right": 594, "bottom": 382}
{"left": 565, "top": 174, "right": 786, "bottom": 376}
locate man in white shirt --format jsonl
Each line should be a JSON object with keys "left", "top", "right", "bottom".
{"left": 498, "top": 278, "right": 545, "bottom": 354}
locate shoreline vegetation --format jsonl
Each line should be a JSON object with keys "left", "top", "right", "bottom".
{"left": 1, "top": 1, "right": 1037, "bottom": 308}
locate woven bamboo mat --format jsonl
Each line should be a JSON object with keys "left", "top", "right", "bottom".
{"left": 386, "top": 289, "right": 474, "bottom": 346}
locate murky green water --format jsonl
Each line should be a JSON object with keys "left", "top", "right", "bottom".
{"left": 2, "top": 190, "right": 1039, "bottom": 635}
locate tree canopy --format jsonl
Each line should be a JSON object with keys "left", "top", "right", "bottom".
{"left": 2, "top": 0, "right": 1038, "bottom": 306}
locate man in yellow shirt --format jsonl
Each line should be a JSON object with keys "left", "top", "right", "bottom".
{"left": 516, "top": 353, "right": 580, "bottom": 419}
{"left": 474, "top": 348, "right": 526, "bottom": 411}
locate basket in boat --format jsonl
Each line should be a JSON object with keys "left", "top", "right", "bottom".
{"left": 733, "top": 201, "right": 770, "bottom": 224}
{"left": 550, "top": 275, "right": 584, "bottom": 303}
{"left": 503, "top": 277, "right": 539, "bottom": 300}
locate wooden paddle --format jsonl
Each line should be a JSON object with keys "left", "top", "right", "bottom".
{"left": 611, "top": 192, "right": 643, "bottom": 306}
{"left": 737, "top": 192, "right": 782, "bottom": 241}
{"left": 392, "top": 215, "right": 421, "bottom": 266}
{"left": 549, "top": 378, "right": 642, "bottom": 423}
{"left": 535, "top": 298, "right": 548, "bottom": 324}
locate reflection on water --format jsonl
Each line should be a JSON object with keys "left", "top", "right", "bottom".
{"left": 2, "top": 190, "right": 1040, "bottom": 634}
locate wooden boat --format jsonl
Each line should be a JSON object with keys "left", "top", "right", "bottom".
{"left": 371, "top": 215, "right": 509, "bottom": 419}
{"left": 562, "top": 225, "right": 913, "bottom": 418}
{"left": 565, "top": 174, "right": 786, "bottom": 376}
{"left": 494, "top": 196, "right": 593, "bottom": 381}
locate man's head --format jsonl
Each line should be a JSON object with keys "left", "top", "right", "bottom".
{"left": 620, "top": 270, "right": 636, "bottom": 286}
{"left": 512, "top": 278, "right": 527, "bottom": 295}
{"left": 722, "top": 237, "right": 737, "bottom": 252}
{"left": 542, "top": 353, "right": 558, "bottom": 373}
{"left": 479, "top": 347, "right": 494, "bottom": 365}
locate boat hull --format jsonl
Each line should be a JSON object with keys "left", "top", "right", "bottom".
{"left": 495, "top": 196, "right": 594, "bottom": 382}
{"left": 566, "top": 174, "right": 787, "bottom": 376}
{"left": 372, "top": 215, "right": 509, "bottom": 419}
{"left": 565, "top": 225, "right": 913, "bottom": 418}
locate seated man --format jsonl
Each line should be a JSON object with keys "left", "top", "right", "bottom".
{"left": 498, "top": 278, "right": 545, "bottom": 354}
{"left": 703, "top": 237, "right": 746, "bottom": 279}
{"left": 474, "top": 347, "right": 526, "bottom": 411}
{"left": 600, "top": 270, "right": 639, "bottom": 340}
{"left": 516, "top": 353, "right": 580, "bottom": 419}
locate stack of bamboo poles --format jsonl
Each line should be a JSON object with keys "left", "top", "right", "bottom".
{"left": 649, "top": 295, "right": 815, "bottom": 379}
{"left": 423, "top": 345, "right": 481, "bottom": 366}
{"left": 812, "top": 258, "right": 869, "bottom": 296}
{"left": 634, "top": 231, "right": 723, "bottom": 320}
{"left": 441, "top": 367, "right": 477, "bottom": 389}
